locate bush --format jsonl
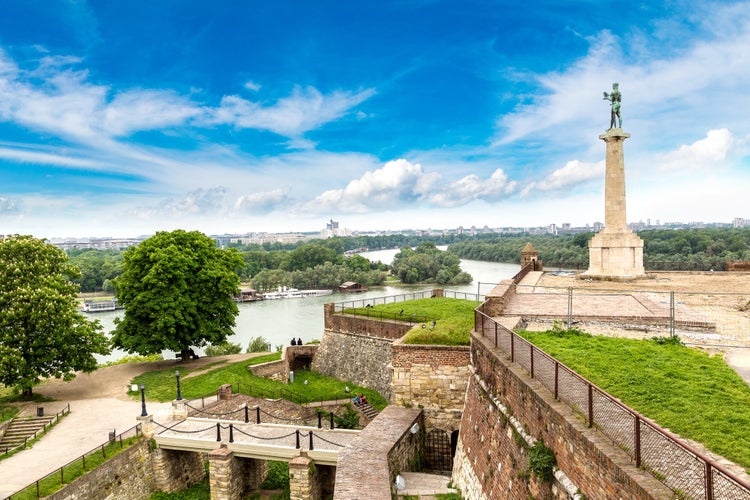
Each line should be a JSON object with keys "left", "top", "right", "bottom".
{"left": 204, "top": 342, "right": 242, "bottom": 357}
{"left": 528, "top": 441, "right": 556, "bottom": 482}
{"left": 260, "top": 460, "right": 290, "bottom": 490}
{"left": 247, "top": 336, "right": 271, "bottom": 353}
{"left": 333, "top": 403, "right": 360, "bottom": 429}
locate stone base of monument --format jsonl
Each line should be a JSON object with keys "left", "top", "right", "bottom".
{"left": 583, "top": 229, "right": 645, "bottom": 281}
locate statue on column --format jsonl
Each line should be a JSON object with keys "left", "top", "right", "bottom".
{"left": 603, "top": 82, "right": 622, "bottom": 129}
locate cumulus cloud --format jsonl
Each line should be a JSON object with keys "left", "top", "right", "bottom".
{"left": 210, "top": 85, "right": 376, "bottom": 137}
{"left": 139, "top": 187, "right": 229, "bottom": 218}
{"left": 234, "top": 188, "right": 290, "bottom": 213}
{"left": 521, "top": 160, "right": 604, "bottom": 197}
{"left": 305, "top": 159, "right": 430, "bottom": 213}
{"left": 305, "top": 159, "right": 518, "bottom": 213}
{"left": 658, "top": 129, "right": 736, "bottom": 171}
{"left": 427, "top": 169, "right": 517, "bottom": 207}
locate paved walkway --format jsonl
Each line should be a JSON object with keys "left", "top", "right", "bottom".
{"left": 0, "top": 399, "right": 172, "bottom": 497}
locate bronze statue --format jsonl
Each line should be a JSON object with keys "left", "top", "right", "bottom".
{"left": 603, "top": 82, "right": 622, "bottom": 129}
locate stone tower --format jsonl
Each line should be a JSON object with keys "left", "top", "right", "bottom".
{"left": 583, "top": 128, "right": 644, "bottom": 280}
{"left": 520, "top": 242, "right": 542, "bottom": 271}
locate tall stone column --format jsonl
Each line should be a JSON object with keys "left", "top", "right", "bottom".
{"left": 583, "top": 128, "right": 645, "bottom": 280}
{"left": 601, "top": 130, "right": 629, "bottom": 231}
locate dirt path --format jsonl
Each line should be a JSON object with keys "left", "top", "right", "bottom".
{"left": 34, "top": 352, "right": 269, "bottom": 402}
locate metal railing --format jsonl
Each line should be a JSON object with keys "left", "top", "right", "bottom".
{"left": 4, "top": 423, "right": 142, "bottom": 499}
{"left": 474, "top": 309, "right": 750, "bottom": 499}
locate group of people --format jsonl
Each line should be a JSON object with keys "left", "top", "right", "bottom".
{"left": 353, "top": 393, "right": 369, "bottom": 405}
{"left": 290, "top": 337, "right": 303, "bottom": 346}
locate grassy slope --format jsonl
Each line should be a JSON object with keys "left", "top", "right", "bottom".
{"left": 130, "top": 353, "right": 387, "bottom": 410}
{"left": 520, "top": 330, "right": 750, "bottom": 471}
{"left": 345, "top": 297, "right": 476, "bottom": 345}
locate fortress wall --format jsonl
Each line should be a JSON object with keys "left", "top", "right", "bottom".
{"left": 452, "top": 331, "right": 671, "bottom": 500}
{"left": 391, "top": 340, "right": 470, "bottom": 431}
{"left": 311, "top": 329, "right": 394, "bottom": 400}
{"left": 45, "top": 439, "right": 159, "bottom": 500}
{"left": 323, "top": 303, "right": 414, "bottom": 340}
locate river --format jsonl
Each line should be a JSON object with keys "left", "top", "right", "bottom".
{"left": 90, "top": 249, "right": 519, "bottom": 363}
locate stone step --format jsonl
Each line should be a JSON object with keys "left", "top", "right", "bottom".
{"left": 0, "top": 416, "right": 55, "bottom": 451}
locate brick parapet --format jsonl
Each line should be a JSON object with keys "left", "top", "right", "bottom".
{"left": 334, "top": 406, "right": 423, "bottom": 499}
{"left": 453, "top": 330, "right": 672, "bottom": 499}
{"left": 324, "top": 303, "right": 414, "bottom": 340}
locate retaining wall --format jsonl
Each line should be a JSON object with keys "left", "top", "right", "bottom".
{"left": 452, "top": 330, "right": 672, "bottom": 499}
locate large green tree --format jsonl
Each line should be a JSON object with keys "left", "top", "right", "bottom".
{"left": 0, "top": 235, "right": 110, "bottom": 397}
{"left": 112, "top": 230, "right": 243, "bottom": 360}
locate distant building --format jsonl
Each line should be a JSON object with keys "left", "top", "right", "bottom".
{"left": 734, "top": 217, "right": 747, "bottom": 228}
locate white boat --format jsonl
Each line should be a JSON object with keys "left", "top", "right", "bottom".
{"left": 262, "top": 287, "right": 333, "bottom": 300}
{"left": 82, "top": 298, "right": 120, "bottom": 312}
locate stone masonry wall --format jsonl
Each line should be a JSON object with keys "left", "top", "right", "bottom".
{"left": 391, "top": 340, "right": 470, "bottom": 431}
{"left": 334, "top": 406, "right": 423, "bottom": 499}
{"left": 311, "top": 329, "right": 394, "bottom": 400}
{"left": 452, "top": 330, "right": 672, "bottom": 500}
{"left": 482, "top": 280, "right": 516, "bottom": 316}
{"left": 45, "top": 439, "right": 156, "bottom": 500}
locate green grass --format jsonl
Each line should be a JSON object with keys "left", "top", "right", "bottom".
{"left": 520, "top": 329, "right": 750, "bottom": 471}
{"left": 0, "top": 404, "right": 19, "bottom": 423}
{"left": 344, "top": 297, "right": 476, "bottom": 345}
{"left": 130, "top": 354, "right": 388, "bottom": 411}
{"left": 151, "top": 478, "right": 210, "bottom": 499}
{"left": 12, "top": 436, "right": 141, "bottom": 499}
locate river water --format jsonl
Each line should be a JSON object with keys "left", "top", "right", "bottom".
{"left": 91, "top": 249, "right": 519, "bottom": 363}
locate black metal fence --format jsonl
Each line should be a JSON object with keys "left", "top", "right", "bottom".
{"left": 474, "top": 309, "right": 750, "bottom": 499}
{"left": 4, "top": 423, "right": 142, "bottom": 499}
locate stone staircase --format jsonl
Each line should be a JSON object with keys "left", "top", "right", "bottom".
{"left": 0, "top": 415, "right": 54, "bottom": 452}
{"left": 354, "top": 400, "right": 379, "bottom": 419}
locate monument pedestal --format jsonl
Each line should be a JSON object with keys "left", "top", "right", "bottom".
{"left": 585, "top": 229, "right": 644, "bottom": 280}
{"left": 583, "top": 127, "right": 645, "bottom": 280}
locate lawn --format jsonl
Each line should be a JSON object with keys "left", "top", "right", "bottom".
{"left": 343, "top": 297, "right": 476, "bottom": 345}
{"left": 130, "top": 353, "right": 387, "bottom": 410}
{"left": 520, "top": 329, "right": 750, "bottom": 472}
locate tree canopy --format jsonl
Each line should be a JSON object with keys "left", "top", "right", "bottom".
{"left": 392, "top": 242, "right": 472, "bottom": 284}
{"left": 0, "top": 235, "right": 110, "bottom": 396}
{"left": 111, "top": 230, "right": 243, "bottom": 359}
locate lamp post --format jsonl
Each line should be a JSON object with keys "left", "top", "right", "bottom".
{"left": 175, "top": 370, "right": 182, "bottom": 401}
{"left": 139, "top": 384, "right": 147, "bottom": 417}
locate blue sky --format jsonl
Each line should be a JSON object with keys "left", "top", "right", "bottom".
{"left": 0, "top": 0, "right": 748, "bottom": 238}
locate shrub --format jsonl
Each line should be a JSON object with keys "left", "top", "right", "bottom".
{"left": 247, "top": 336, "right": 271, "bottom": 353}
{"left": 204, "top": 342, "right": 243, "bottom": 357}
{"left": 528, "top": 441, "right": 556, "bottom": 482}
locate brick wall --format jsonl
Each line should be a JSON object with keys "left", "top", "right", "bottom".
{"left": 249, "top": 359, "right": 288, "bottom": 382}
{"left": 391, "top": 340, "right": 470, "bottom": 431}
{"left": 45, "top": 439, "right": 157, "bottom": 500}
{"left": 311, "top": 329, "right": 394, "bottom": 400}
{"left": 452, "top": 331, "right": 672, "bottom": 499}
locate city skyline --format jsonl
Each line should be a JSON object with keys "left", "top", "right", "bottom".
{"left": 1, "top": 1, "right": 749, "bottom": 238}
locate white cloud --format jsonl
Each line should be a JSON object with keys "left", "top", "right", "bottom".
{"left": 658, "top": 129, "right": 736, "bottom": 171}
{"left": 234, "top": 189, "right": 290, "bottom": 213}
{"left": 427, "top": 169, "right": 517, "bottom": 207}
{"left": 102, "top": 90, "right": 200, "bottom": 136}
{"left": 305, "top": 159, "right": 429, "bottom": 213}
{"left": 244, "top": 80, "right": 261, "bottom": 91}
{"left": 305, "top": 159, "right": 519, "bottom": 213}
{"left": 139, "top": 187, "right": 229, "bottom": 218}
{"left": 0, "top": 196, "right": 19, "bottom": 214}
{"left": 521, "top": 160, "right": 604, "bottom": 197}
{"left": 210, "top": 85, "right": 376, "bottom": 137}
{"left": 0, "top": 145, "right": 102, "bottom": 168}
